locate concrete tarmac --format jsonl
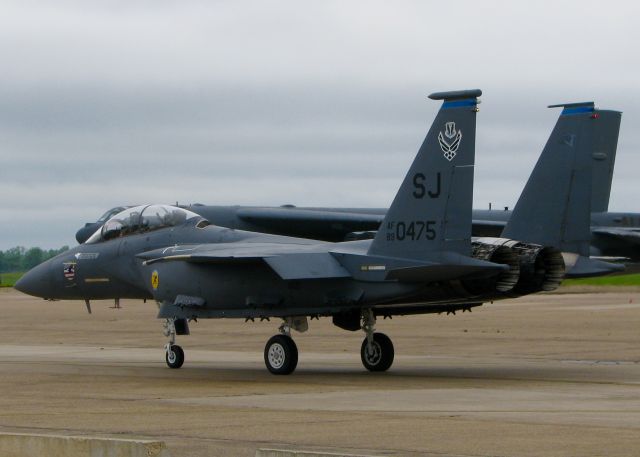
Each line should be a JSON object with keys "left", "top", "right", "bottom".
{"left": 0, "top": 288, "right": 639, "bottom": 456}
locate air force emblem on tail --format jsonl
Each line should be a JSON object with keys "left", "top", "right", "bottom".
{"left": 438, "top": 122, "right": 462, "bottom": 161}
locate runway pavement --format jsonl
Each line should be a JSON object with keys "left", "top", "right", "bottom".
{"left": 0, "top": 288, "right": 638, "bottom": 456}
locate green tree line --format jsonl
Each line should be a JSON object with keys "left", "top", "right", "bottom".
{"left": 0, "top": 246, "right": 69, "bottom": 273}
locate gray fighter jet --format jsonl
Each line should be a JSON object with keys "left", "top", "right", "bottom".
{"left": 16, "top": 89, "right": 600, "bottom": 374}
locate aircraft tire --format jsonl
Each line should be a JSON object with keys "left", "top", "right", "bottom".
{"left": 264, "top": 334, "right": 298, "bottom": 375}
{"left": 361, "top": 332, "right": 394, "bottom": 372}
{"left": 166, "top": 344, "right": 185, "bottom": 369}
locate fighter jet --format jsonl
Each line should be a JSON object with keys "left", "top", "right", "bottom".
{"left": 16, "top": 89, "right": 601, "bottom": 374}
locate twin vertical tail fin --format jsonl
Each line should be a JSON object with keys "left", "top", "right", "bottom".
{"left": 590, "top": 110, "right": 622, "bottom": 213}
{"left": 368, "top": 89, "right": 481, "bottom": 261}
{"left": 502, "top": 102, "right": 596, "bottom": 255}
{"left": 502, "top": 102, "right": 623, "bottom": 277}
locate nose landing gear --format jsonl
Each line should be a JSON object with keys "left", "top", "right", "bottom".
{"left": 165, "top": 343, "right": 184, "bottom": 369}
{"left": 163, "top": 317, "right": 186, "bottom": 369}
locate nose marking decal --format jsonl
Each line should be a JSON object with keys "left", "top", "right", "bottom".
{"left": 151, "top": 270, "right": 159, "bottom": 290}
{"left": 63, "top": 262, "right": 76, "bottom": 282}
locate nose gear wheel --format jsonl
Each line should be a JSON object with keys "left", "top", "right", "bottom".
{"left": 165, "top": 344, "right": 184, "bottom": 369}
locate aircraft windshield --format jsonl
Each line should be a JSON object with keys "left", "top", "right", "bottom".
{"left": 86, "top": 205, "right": 201, "bottom": 243}
{"left": 97, "top": 206, "right": 129, "bottom": 223}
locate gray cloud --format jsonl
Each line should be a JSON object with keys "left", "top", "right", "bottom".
{"left": 1, "top": 1, "right": 639, "bottom": 250}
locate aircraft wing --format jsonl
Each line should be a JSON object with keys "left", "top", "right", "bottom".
{"left": 137, "top": 244, "right": 351, "bottom": 280}
{"left": 591, "top": 227, "right": 640, "bottom": 245}
{"left": 472, "top": 219, "right": 508, "bottom": 228}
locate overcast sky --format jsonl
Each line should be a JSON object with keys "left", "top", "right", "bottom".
{"left": 1, "top": 0, "right": 639, "bottom": 250}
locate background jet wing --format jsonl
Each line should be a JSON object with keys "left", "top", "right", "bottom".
{"left": 591, "top": 227, "right": 640, "bottom": 245}
{"left": 471, "top": 219, "right": 507, "bottom": 236}
{"left": 240, "top": 207, "right": 509, "bottom": 240}
{"left": 236, "top": 207, "right": 384, "bottom": 238}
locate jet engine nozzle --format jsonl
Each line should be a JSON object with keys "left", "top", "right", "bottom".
{"left": 472, "top": 238, "right": 565, "bottom": 296}
{"left": 465, "top": 242, "right": 520, "bottom": 294}
{"left": 514, "top": 245, "right": 565, "bottom": 294}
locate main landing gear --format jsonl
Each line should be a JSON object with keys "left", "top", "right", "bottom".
{"left": 360, "top": 309, "right": 394, "bottom": 372}
{"left": 264, "top": 317, "right": 304, "bottom": 375}
{"left": 261, "top": 311, "right": 395, "bottom": 375}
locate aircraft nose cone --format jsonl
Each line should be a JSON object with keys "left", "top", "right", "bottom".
{"left": 14, "top": 261, "right": 54, "bottom": 298}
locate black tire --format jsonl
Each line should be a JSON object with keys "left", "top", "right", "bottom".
{"left": 264, "top": 334, "right": 298, "bottom": 375}
{"left": 165, "top": 344, "right": 185, "bottom": 369}
{"left": 360, "top": 332, "right": 394, "bottom": 372}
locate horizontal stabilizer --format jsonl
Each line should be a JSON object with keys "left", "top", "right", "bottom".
{"left": 563, "top": 253, "right": 625, "bottom": 278}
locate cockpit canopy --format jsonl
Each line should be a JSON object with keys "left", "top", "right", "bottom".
{"left": 97, "top": 206, "right": 130, "bottom": 223}
{"left": 86, "top": 205, "right": 203, "bottom": 243}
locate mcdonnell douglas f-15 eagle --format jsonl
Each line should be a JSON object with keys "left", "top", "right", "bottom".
{"left": 17, "top": 89, "right": 609, "bottom": 374}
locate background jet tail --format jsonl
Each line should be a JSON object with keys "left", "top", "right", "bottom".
{"left": 590, "top": 110, "right": 622, "bottom": 213}
{"left": 502, "top": 102, "right": 622, "bottom": 277}
{"left": 368, "top": 89, "right": 481, "bottom": 261}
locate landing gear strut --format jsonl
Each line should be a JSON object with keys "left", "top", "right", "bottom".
{"left": 163, "top": 318, "right": 185, "bottom": 369}
{"left": 263, "top": 317, "right": 302, "bottom": 375}
{"left": 360, "top": 309, "right": 394, "bottom": 372}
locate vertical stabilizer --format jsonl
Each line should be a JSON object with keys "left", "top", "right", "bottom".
{"left": 502, "top": 102, "right": 596, "bottom": 256}
{"left": 590, "top": 110, "right": 621, "bottom": 212}
{"left": 368, "top": 89, "right": 481, "bottom": 260}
